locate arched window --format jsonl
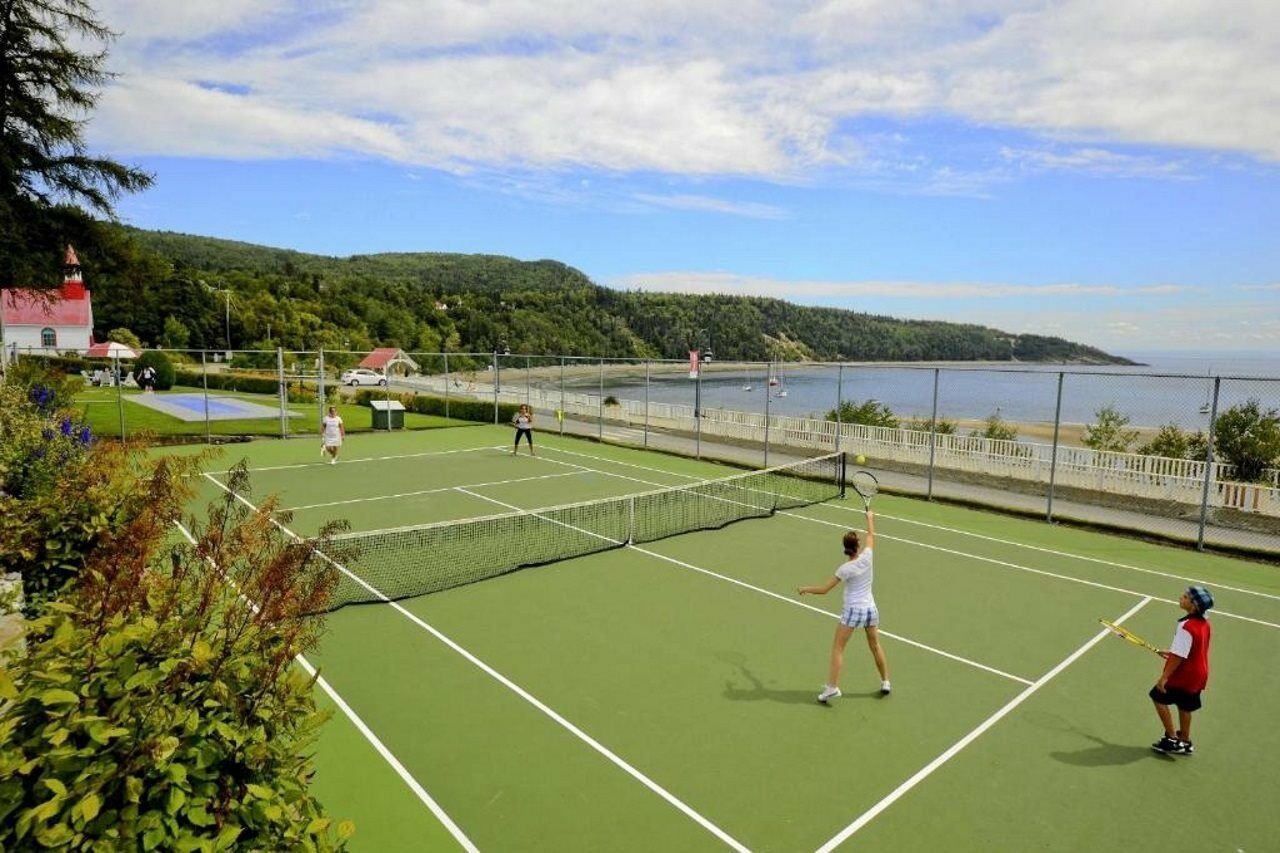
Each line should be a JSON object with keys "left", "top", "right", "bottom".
{"left": 41, "top": 327, "right": 57, "bottom": 347}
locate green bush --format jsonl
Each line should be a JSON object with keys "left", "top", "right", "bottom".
{"left": 0, "top": 462, "right": 351, "bottom": 849}
{"left": 1213, "top": 399, "right": 1280, "bottom": 482}
{"left": 825, "top": 399, "right": 900, "bottom": 429}
{"left": 352, "top": 389, "right": 516, "bottom": 423}
{"left": 971, "top": 411, "right": 1018, "bottom": 442}
{"left": 0, "top": 379, "right": 97, "bottom": 608}
{"left": 1083, "top": 405, "right": 1140, "bottom": 453}
{"left": 170, "top": 370, "right": 320, "bottom": 407}
{"left": 133, "top": 350, "right": 176, "bottom": 391}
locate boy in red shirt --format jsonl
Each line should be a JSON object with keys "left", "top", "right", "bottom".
{"left": 1150, "top": 585, "right": 1213, "bottom": 756}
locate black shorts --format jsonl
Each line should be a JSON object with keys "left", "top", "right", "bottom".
{"left": 1149, "top": 685, "right": 1202, "bottom": 712}
{"left": 514, "top": 428, "right": 533, "bottom": 445}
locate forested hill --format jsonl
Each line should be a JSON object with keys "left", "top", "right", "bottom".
{"left": 87, "top": 226, "right": 1134, "bottom": 364}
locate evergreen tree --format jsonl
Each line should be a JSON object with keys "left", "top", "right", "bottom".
{"left": 0, "top": 0, "right": 151, "bottom": 286}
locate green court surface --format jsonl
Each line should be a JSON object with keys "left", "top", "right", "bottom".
{"left": 177, "top": 427, "right": 1280, "bottom": 852}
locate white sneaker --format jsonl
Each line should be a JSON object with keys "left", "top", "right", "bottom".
{"left": 330, "top": 457, "right": 337, "bottom": 465}
{"left": 880, "top": 680, "right": 892, "bottom": 695}
{"left": 817, "top": 686, "right": 841, "bottom": 703}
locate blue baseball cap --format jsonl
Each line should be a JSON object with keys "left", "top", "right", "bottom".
{"left": 1186, "top": 585, "right": 1214, "bottom": 613}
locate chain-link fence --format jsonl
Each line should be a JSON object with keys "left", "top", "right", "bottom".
{"left": 11, "top": 345, "right": 1278, "bottom": 558}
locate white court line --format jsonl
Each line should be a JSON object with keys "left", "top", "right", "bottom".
{"left": 456, "top": 488, "right": 1031, "bottom": 686}
{"left": 172, "top": 520, "right": 477, "bottom": 853}
{"left": 209, "top": 444, "right": 506, "bottom": 475}
{"left": 827, "top": 504, "right": 1280, "bottom": 604}
{"left": 538, "top": 446, "right": 1280, "bottom": 631}
{"left": 815, "top": 596, "right": 1154, "bottom": 853}
{"left": 280, "top": 471, "right": 587, "bottom": 512}
{"left": 793, "top": 505, "right": 1280, "bottom": 631}
{"left": 201, "top": 473, "right": 750, "bottom": 853}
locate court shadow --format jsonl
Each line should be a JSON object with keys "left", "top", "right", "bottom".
{"left": 1050, "top": 732, "right": 1160, "bottom": 767}
{"left": 720, "top": 661, "right": 880, "bottom": 705}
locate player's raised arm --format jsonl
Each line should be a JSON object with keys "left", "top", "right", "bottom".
{"left": 863, "top": 509, "right": 875, "bottom": 550}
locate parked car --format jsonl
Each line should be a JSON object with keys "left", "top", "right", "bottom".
{"left": 340, "top": 368, "right": 387, "bottom": 387}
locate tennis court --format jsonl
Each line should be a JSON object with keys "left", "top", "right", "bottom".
{"left": 183, "top": 425, "right": 1280, "bottom": 852}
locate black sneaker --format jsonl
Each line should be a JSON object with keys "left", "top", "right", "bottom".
{"left": 1171, "top": 738, "right": 1194, "bottom": 756}
{"left": 1151, "top": 734, "right": 1180, "bottom": 754}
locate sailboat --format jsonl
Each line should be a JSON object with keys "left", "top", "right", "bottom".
{"left": 1198, "top": 368, "right": 1212, "bottom": 415}
{"left": 768, "top": 364, "right": 787, "bottom": 397}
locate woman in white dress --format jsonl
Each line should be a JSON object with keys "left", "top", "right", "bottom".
{"left": 320, "top": 405, "right": 345, "bottom": 464}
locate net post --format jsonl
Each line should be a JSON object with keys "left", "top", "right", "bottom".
{"left": 559, "top": 356, "right": 565, "bottom": 436}
{"left": 839, "top": 452, "right": 847, "bottom": 498}
{"left": 627, "top": 495, "right": 636, "bottom": 544}
{"left": 598, "top": 358, "right": 604, "bottom": 441}
{"left": 643, "top": 359, "right": 650, "bottom": 448}
{"left": 834, "top": 363, "right": 844, "bottom": 451}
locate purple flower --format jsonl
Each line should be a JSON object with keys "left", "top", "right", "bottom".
{"left": 29, "top": 386, "right": 53, "bottom": 410}
{"left": 79, "top": 426, "right": 92, "bottom": 446}
{"left": 60, "top": 417, "right": 73, "bottom": 437}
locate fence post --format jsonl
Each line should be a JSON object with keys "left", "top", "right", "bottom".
{"left": 763, "top": 361, "right": 772, "bottom": 467}
{"left": 1196, "top": 377, "right": 1222, "bottom": 550}
{"left": 927, "top": 367, "right": 940, "bottom": 499}
{"left": 492, "top": 350, "right": 500, "bottom": 425}
{"left": 526, "top": 355, "right": 532, "bottom": 406}
{"left": 202, "top": 351, "right": 211, "bottom": 445}
{"left": 276, "top": 347, "right": 287, "bottom": 438}
{"left": 643, "top": 359, "right": 650, "bottom": 448}
{"left": 317, "top": 349, "right": 326, "bottom": 425}
{"left": 1046, "top": 371, "right": 1065, "bottom": 522}
{"left": 443, "top": 351, "right": 450, "bottom": 420}
{"left": 559, "top": 357, "right": 565, "bottom": 437}
{"left": 695, "top": 362, "right": 702, "bottom": 459}
{"left": 598, "top": 359, "right": 604, "bottom": 441}
{"left": 835, "top": 363, "right": 843, "bottom": 452}
{"left": 114, "top": 356, "right": 125, "bottom": 443}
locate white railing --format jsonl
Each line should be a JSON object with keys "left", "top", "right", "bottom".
{"left": 411, "top": 376, "right": 1279, "bottom": 517}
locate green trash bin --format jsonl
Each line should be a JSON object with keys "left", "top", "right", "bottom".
{"left": 370, "top": 399, "right": 406, "bottom": 430}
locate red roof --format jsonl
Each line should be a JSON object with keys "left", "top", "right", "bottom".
{"left": 1, "top": 288, "right": 92, "bottom": 326}
{"left": 358, "top": 348, "right": 405, "bottom": 369}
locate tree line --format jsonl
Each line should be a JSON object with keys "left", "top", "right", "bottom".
{"left": 71, "top": 226, "right": 1137, "bottom": 367}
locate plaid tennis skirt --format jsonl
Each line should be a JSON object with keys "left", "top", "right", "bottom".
{"left": 839, "top": 605, "right": 880, "bottom": 628}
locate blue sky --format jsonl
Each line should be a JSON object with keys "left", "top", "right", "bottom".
{"left": 90, "top": 1, "right": 1279, "bottom": 355}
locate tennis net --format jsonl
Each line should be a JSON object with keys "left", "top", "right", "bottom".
{"left": 319, "top": 452, "right": 845, "bottom": 611}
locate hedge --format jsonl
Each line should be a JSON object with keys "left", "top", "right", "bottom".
{"left": 352, "top": 389, "right": 516, "bottom": 424}
{"left": 174, "top": 370, "right": 317, "bottom": 404}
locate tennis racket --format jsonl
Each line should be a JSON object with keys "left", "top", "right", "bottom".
{"left": 1099, "top": 618, "right": 1163, "bottom": 656}
{"left": 851, "top": 470, "right": 878, "bottom": 510}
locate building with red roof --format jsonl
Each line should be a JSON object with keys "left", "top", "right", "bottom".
{"left": 1, "top": 246, "right": 94, "bottom": 354}
{"left": 357, "top": 348, "right": 420, "bottom": 376}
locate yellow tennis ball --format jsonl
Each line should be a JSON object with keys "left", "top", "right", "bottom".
{"left": 855, "top": 454, "right": 867, "bottom": 465}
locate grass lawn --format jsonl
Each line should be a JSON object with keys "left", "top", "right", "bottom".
{"left": 77, "top": 385, "right": 473, "bottom": 440}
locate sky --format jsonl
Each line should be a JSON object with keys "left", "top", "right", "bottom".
{"left": 85, "top": 0, "right": 1280, "bottom": 356}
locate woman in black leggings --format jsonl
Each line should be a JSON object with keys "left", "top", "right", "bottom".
{"left": 512, "top": 404, "right": 535, "bottom": 456}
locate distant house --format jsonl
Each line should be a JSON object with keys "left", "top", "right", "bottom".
{"left": 1, "top": 246, "right": 94, "bottom": 354}
{"left": 358, "top": 348, "right": 420, "bottom": 377}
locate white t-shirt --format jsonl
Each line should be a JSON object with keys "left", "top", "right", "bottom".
{"left": 515, "top": 413, "right": 531, "bottom": 429}
{"left": 834, "top": 548, "right": 875, "bottom": 610}
{"left": 321, "top": 414, "right": 344, "bottom": 444}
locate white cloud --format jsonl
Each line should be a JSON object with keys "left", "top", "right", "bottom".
{"left": 632, "top": 194, "right": 789, "bottom": 219}
{"left": 88, "top": 0, "right": 1280, "bottom": 179}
